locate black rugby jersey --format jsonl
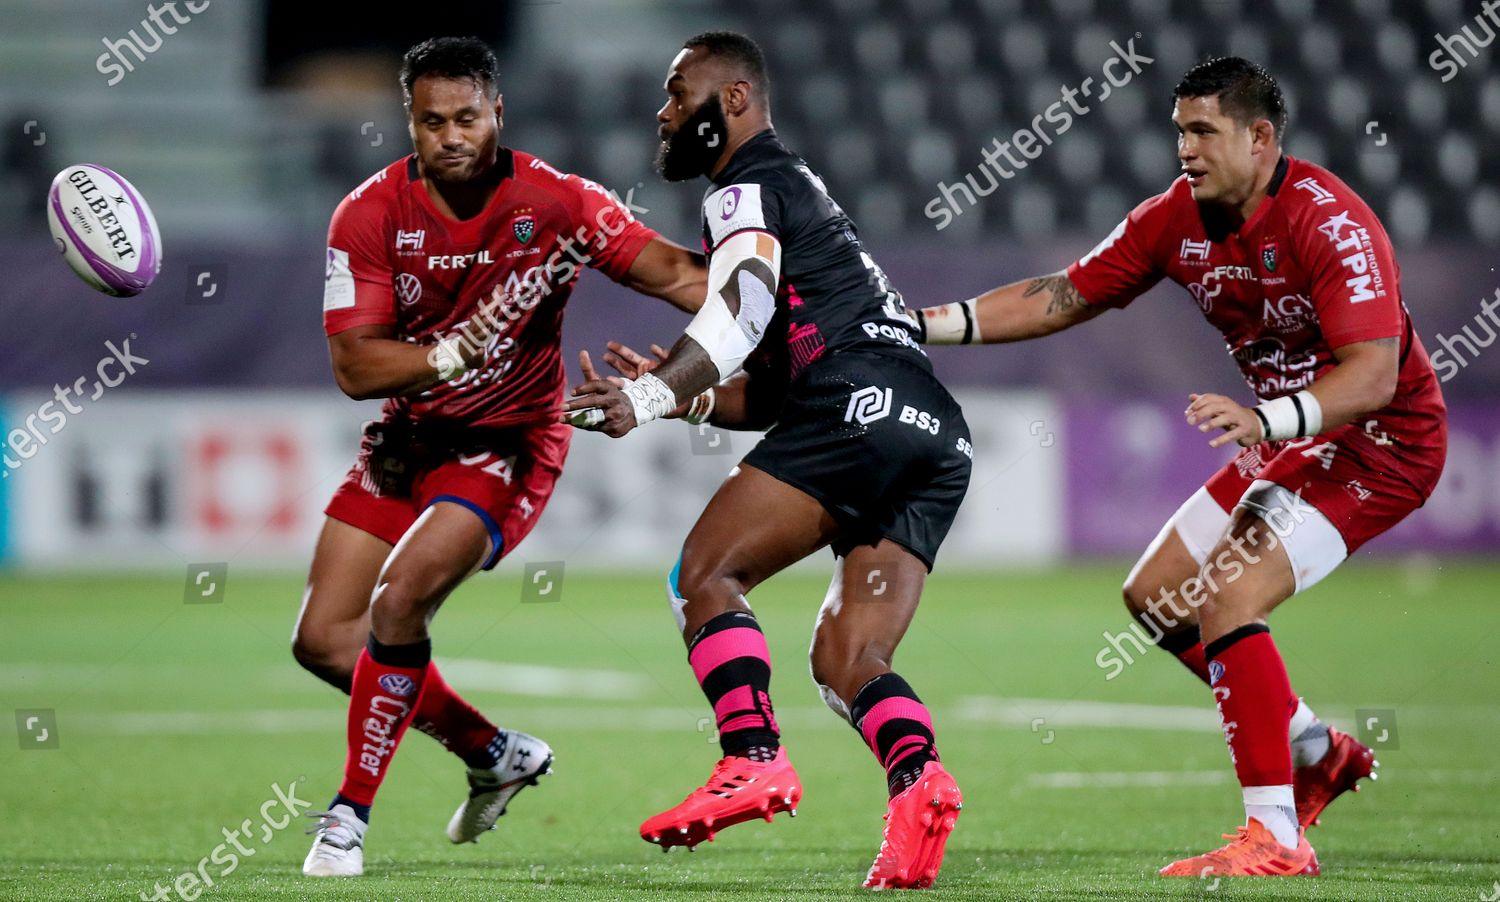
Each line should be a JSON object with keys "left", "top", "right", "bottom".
{"left": 700, "top": 130, "right": 930, "bottom": 384}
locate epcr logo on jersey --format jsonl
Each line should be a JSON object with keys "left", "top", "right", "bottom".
{"left": 719, "top": 187, "right": 741, "bottom": 220}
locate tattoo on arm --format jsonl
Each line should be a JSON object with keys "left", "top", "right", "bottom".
{"left": 1024, "top": 273, "right": 1087, "bottom": 317}
{"left": 647, "top": 334, "right": 722, "bottom": 404}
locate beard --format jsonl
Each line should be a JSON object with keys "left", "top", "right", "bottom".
{"left": 655, "top": 95, "right": 728, "bottom": 182}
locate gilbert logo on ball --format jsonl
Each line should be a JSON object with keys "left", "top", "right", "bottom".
{"left": 46, "top": 164, "right": 163, "bottom": 297}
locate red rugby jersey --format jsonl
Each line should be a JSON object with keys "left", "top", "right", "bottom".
{"left": 1067, "top": 155, "right": 1445, "bottom": 482}
{"left": 323, "top": 149, "right": 656, "bottom": 429}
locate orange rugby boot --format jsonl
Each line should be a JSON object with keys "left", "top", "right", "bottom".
{"left": 1159, "top": 818, "right": 1319, "bottom": 878}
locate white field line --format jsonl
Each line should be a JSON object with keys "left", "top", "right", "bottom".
{"left": 1027, "top": 769, "right": 1498, "bottom": 788}
{"left": 955, "top": 696, "right": 1223, "bottom": 731}
{"left": 68, "top": 706, "right": 839, "bottom": 736}
{"left": 436, "top": 657, "right": 651, "bottom": 700}
{"left": 1028, "top": 770, "right": 1234, "bottom": 789}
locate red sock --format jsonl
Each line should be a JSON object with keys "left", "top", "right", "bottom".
{"left": 1154, "top": 629, "right": 1211, "bottom": 684}
{"left": 1204, "top": 625, "right": 1297, "bottom": 788}
{"left": 412, "top": 663, "right": 501, "bottom": 768}
{"left": 1174, "top": 643, "right": 1211, "bottom": 684}
{"left": 337, "top": 636, "right": 430, "bottom": 807}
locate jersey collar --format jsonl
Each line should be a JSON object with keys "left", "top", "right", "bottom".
{"left": 710, "top": 129, "right": 783, "bottom": 187}
{"left": 1238, "top": 154, "right": 1291, "bottom": 235}
{"left": 1200, "top": 154, "right": 1290, "bottom": 239}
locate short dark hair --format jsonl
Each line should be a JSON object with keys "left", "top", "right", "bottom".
{"left": 400, "top": 37, "right": 499, "bottom": 107}
{"left": 1173, "top": 56, "right": 1287, "bottom": 139}
{"left": 684, "top": 31, "right": 770, "bottom": 104}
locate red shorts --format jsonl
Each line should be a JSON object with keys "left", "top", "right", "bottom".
{"left": 325, "top": 419, "right": 571, "bottom": 569}
{"left": 1204, "top": 420, "right": 1445, "bottom": 554}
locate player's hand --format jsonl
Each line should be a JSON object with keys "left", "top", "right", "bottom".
{"left": 461, "top": 292, "right": 512, "bottom": 368}
{"left": 1185, "top": 392, "right": 1264, "bottom": 449}
{"left": 562, "top": 350, "right": 639, "bottom": 437}
{"left": 601, "top": 342, "right": 693, "bottom": 419}
{"left": 601, "top": 341, "right": 669, "bottom": 380}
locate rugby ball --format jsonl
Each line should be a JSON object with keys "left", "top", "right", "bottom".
{"left": 46, "top": 164, "right": 162, "bottom": 296}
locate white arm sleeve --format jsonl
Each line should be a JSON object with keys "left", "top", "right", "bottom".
{"left": 683, "top": 230, "right": 782, "bottom": 381}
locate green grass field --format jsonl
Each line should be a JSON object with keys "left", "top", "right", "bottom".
{"left": 1, "top": 560, "right": 1497, "bottom": 900}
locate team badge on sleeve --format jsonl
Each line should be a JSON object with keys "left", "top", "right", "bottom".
{"left": 324, "top": 247, "right": 355, "bottom": 311}
{"left": 705, "top": 183, "right": 766, "bottom": 248}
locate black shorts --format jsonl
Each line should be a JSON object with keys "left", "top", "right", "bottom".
{"left": 743, "top": 352, "right": 972, "bottom": 569}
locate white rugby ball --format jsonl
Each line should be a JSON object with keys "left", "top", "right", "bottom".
{"left": 46, "top": 164, "right": 163, "bottom": 297}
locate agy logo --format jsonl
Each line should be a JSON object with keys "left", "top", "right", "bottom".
{"left": 844, "top": 385, "right": 893, "bottom": 425}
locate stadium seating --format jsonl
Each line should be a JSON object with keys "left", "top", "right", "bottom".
{"left": 0, "top": 0, "right": 1494, "bottom": 246}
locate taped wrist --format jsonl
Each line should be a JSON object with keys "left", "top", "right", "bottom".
{"left": 621, "top": 372, "right": 678, "bottom": 427}
{"left": 1254, "top": 390, "right": 1323, "bottom": 441}
{"left": 684, "top": 388, "right": 716, "bottom": 425}
{"left": 430, "top": 336, "right": 470, "bottom": 379}
{"left": 918, "top": 298, "right": 980, "bottom": 345}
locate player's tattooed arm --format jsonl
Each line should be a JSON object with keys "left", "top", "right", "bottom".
{"left": 917, "top": 270, "right": 1104, "bottom": 345}
{"left": 600, "top": 342, "right": 778, "bottom": 431}
{"left": 562, "top": 336, "right": 721, "bottom": 437}
{"left": 564, "top": 232, "right": 779, "bottom": 436}
{"left": 1028, "top": 273, "right": 1088, "bottom": 317}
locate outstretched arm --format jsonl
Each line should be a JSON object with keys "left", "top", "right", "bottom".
{"left": 563, "top": 230, "right": 781, "bottom": 437}
{"left": 914, "top": 270, "right": 1105, "bottom": 346}
{"left": 328, "top": 323, "right": 485, "bottom": 400}
{"left": 617, "top": 237, "right": 708, "bottom": 314}
{"left": 599, "top": 342, "right": 777, "bottom": 431}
